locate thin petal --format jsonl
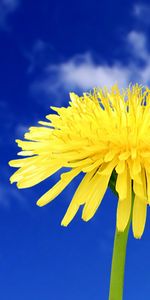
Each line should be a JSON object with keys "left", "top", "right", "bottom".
{"left": 82, "top": 160, "right": 117, "bottom": 221}
{"left": 115, "top": 160, "right": 125, "bottom": 174}
{"left": 117, "top": 168, "right": 131, "bottom": 231}
{"left": 146, "top": 169, "right": 150, "bottom": 204}
{"left": 17, "top": 165, "right": 61, "bottom": 188}
{"left": 82, "top": 158, "right": 103, "bottom": 173}
{"left": 133, "top": 168, "right": 147, "bottom": 202}
{"left": 36, "top": 168, "right": 80, "bottom": 207}
{"left": 10, "top": 157, "right": 50, "bottom": 183}
{"left": 132, "top": 196, "right": 147, "bottom": 238}
{"left": 61, "top": 169, "right": 97, "bottom": 226}
{"left": 9, "top": 156, "right": 38, "bottom": 167}
{"left": 116, "top": 163, "right": 128, "bottom": 200}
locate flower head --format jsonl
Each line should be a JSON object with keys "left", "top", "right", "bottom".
{"left": 9, "top": 84, "right": 150, "bottom": 238}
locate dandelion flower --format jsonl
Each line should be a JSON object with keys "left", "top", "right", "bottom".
{"left": 9, "top": 84, "right": 150, "bottom": 238}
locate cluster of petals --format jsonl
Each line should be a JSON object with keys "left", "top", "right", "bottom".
{"left": 9, "top": 84, "right": 150, "bottom": 238}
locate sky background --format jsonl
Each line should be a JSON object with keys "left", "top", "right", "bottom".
{"left": 1, "top": 0, "right": 150, "bottom": 299}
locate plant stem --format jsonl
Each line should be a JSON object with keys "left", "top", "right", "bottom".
{"left": 108, "top": 193, "right": 133, "bottom": 300}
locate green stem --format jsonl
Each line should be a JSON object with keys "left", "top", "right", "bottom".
{"left": 108, "top": 193, "right": 134, "bottom": 300}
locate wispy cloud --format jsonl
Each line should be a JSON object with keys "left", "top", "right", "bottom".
{"left": 0, "top": 166, "right": 28, "bottom": 209}
{"left": 126, "top": 30, "right": 150, "bottom": 84}
{"left": 0, "top": 0, "right": 19, "bottom": 29}
{"left": 31, "top": 52, "right": 130, "bottom": 98}
{"left": 0, "top": 184, "right": 26, "bottom": 208}
{"left": 15, "top": 124, "right": 29, "bottom": 138}
{"left": 28, "top": 3, "right": 150, "bottom": 101}
{"left": 24, "top": 39, "right": 56, "bottom": 75}
{"left": 30, "top": 29, "right": 150, "bottom": 101}
{"left": 133, "top": 3, "right": 150, "bottom": 25}
{"left": 127, "top": 31, "right": 148, "bottom": 60}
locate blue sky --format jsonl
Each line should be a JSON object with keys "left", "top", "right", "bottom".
{"left": 1, "top": 0, "right": 150, "bottom": 299}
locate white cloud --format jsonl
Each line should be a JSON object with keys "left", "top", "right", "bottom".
{"left": 30, "top": 29, "right": 150, "bottom": 100}
{"left": 15, "top": 124, "right": 29, "bottom": 138}
{"left": 24, "top": 39, "right": 55, "bottom": 76}
{"left": 25, "top": 40, "right": 48, "bottom": 73}
{"left": 48, "top": 53, "right": 130, "bottom": 89}
{"left": 133, "top": 3, "right": 150, "bottom": 24}
{"left": 0, "top": 184, "right": 25, "bottom": 208}
{"left": 127, "top": 31, "right": 150, "bottom": 84}
{"left": 0, "top": 0, "right": 19, "bottom": 29}
{"left": 0, "top": 165, "right": 28, "bottom": 209}
{"left": 127, "top": 31, "right": 148, "bottom": 60}
{"left": 31, "top": 53, "right": 130, "bottom": 98}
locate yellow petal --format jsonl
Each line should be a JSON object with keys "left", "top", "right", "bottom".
{"left": 17, "top": 165, "right": 61, "bottom": 188}
{"left": 38, "top": 121, "right": 52, "bottom": 127}
{"left": 119, "top": 151, "right": 130, "bottom": 160}
{"left": 82, "top": 160, "right": 117, "bottom": 221}
{"left": 128, "top": 159, "right": 142, "bottom": 184}
{"left": 132, "top": 157, "right": 141, "bottom": 175}
{"left": 104, "top": 151, "right": 115, "bottom": 162}
{"left": 82, "top": 158, "right": 103, "bottom": 172}
{"left": 133, "top": 168, "right": 147, "bottom": 202}
{"left": 115, "top": 163, "right": 127, "bottom": 200}
{"left": 146, "top": 170, "right": 150, "bottom": 204}
{"left": 98, "top": 159, "right": 118, "bottom": 176}
{"left": 9, "top": 156, "right": 38, "bottom": 167}
{"left": 10, "top": 157, "right": 49, "bottom": 183}
{"left": 117, "top": 169, "right": 131, "bottom": 231}
{"left": 17, "top": 151, "right": 35, "bottom": 156}
{"left": 82, "top": 170, "right": 113, "bottom": 221}
{"left": 115, "top": 160, "right": 125, "bottom": 174}
{"left": 67, "top": 157, "right": 92, "bottom": 168}
{"left": 61, "top": 169, "right": 96, "bottom": 226}
{"left": 36, "top": 168, "right": 80, "bottom": 207}
{"left": 132, "top": 196, "right": 147, "bottom": 238}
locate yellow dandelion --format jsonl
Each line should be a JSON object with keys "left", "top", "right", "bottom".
{"left": 9, "top": 84, "right": 150, "bottom": 239}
